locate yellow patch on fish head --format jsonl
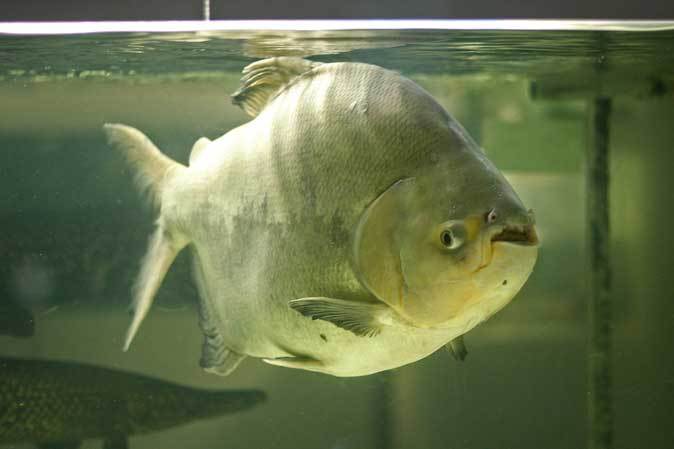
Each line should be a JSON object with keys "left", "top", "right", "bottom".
{"left": 354, "top": 165, "right": 539, "bottom": 328}
{"left": 397, "top": 217, "right": 539, "bottom": 326}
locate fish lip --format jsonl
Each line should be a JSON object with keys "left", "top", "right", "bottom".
{"left": 491, "top": 224, "right": 539, "bottom": 246}
{"left": 475, "top": 222, "right": 538, "bottom": 272}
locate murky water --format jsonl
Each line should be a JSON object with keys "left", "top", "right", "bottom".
{"left": 1, "top": 22, "right": 673, "bottom": 449}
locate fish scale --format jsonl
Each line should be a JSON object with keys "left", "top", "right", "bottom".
{"left": 0, "top": 357, "right": 265, "bottom": 448}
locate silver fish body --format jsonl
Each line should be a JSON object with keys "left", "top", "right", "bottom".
{"left": 105, "top": 58, "right": 538, "bottom": 377}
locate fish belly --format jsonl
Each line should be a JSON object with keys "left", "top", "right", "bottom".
{"left": 192, "top": 239, "right": 457, "bottom": 376}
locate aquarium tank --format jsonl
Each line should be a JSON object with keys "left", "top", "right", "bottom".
{"left": 0, "top": 20, "right": 673, "bottom": 449}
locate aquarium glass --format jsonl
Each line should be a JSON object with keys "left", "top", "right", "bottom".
{"left": 1, "top": 21, "right": 673, "bottom": 449}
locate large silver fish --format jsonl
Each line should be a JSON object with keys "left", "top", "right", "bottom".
{"left": 104, "top": 57, "right": 538, "bottom": 377}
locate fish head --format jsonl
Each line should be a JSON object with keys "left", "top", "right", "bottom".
{"left": 354, "top": 148, "right": 538, "bottom": 328}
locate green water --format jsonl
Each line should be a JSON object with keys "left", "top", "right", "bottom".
{"left": 1, "top": 24, "right": 673, "bottom": 449}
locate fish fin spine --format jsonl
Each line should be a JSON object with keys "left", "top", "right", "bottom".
{"left": 231, "top": 57, "right": 322, "bottom": 117}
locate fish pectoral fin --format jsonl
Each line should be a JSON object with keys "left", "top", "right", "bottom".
{"left": 445, "top": 336, "right": 468, "bottom": 361}
{"left": 102, "top": 434, "right": 129, "bottom": 449}
{"left": 289, "top": 297, "right": 389, "bottom": 337}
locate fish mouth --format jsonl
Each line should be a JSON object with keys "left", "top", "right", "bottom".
{"left": 491, "top": 224, "right": 539, "bottom": 246}
{"left": 476, "top": 222, "right": 539, "bottom": 271}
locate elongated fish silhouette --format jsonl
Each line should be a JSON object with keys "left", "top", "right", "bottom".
{"left": 0, "top": 357, "right": 265, "bottom": 449}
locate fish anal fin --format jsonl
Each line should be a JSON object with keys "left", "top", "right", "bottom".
{"left": 124, "top": 226, "right": 186, "bottom": 351}
{"left": 192, "top": 253, "right": 245, "bottom": 376}
{"left": 445, "top": 335, "right": 468, "bottom": 361}
{"left": 103, "top": 434, "right": 129, "bottom": 449}
{"left": 198, "top": 313, "right": 246, "bottom": 377}
{"left": 201, "top": 343, "right": 246, "bottom": 377}
{"left": 231, "top": 57, "right": 322, "bottom": 117}
{"left": 189, "top": 137, "right": 212, "bottom": 165}
{"left": 289, "top": 297, "right": 390, "bottom": 337}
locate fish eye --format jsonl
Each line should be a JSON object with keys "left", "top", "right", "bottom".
{"left": 486, "top": 209, "right": 498, "bottom": 224}
{"left": 441, "top": 230, "right": 453, "bottom": 247}
{"left": 440, "top": 228, "right": 463, "bottom": 250}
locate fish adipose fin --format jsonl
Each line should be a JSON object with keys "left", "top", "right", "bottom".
{"left": 231, "top": 57, "right": 322, "bottom": 117}
{"left": 103, "top": 124, "right": 188, "bottom": 351}
{"left": 445, "top": 336, "right": 468, "bottom": 361}
{"left": 289, "top": 297, "right": 390, "bottom": 337}
{"left": 189, "top": 136, "right": 211, "bottom": 165}
{"left": 193, "top": 253, "right": 246, "bottom": 376}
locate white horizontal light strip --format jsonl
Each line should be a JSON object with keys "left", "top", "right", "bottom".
{"left": 1, "top": 20, "right": 674, "bottom": 35}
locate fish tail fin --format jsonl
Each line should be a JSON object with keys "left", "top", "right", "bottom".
{"left": 102, "top": 123, "right": 188, "bottom": 351}
{"left": 103, "top": 123, "right": 184, "bottom": 208}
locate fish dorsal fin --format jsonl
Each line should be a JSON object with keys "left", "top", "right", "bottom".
{"left": 189, "top": 137, "right": 211, "bottom": 165}
{"left": 231, "top": 57, "right": 322, "bottom": 117}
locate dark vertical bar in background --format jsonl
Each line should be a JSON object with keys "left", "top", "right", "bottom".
{"left": 377, "top": 372, "right": 393, "bottom": 449}
{"left": 587, "top": 96, "right": 612, "bottom": 449}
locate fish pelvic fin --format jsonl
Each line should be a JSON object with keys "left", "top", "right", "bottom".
{"left": 103, "top": 123, "right": 185, "bottom": 209}
{"left": 231, "top": 57, "right": 322, "bottom": 117}
{"left": 445, "top": 335, "right": 468, "bottom": 361}
{"left": 124, "top": 226, "right": 187, "bottom": 351}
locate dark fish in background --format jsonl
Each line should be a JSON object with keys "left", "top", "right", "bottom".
{"left": 0, "top": 357, "right": 266, "bottom": 449}
{"left": 0, "top": 300, "right": 34, "bottom": 337}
